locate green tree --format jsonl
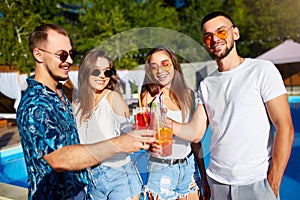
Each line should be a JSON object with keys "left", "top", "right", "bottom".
{"left": 0, "top": 0, "right": 39, "bottom": 72}
{"left": 178, "top": 0, "right": 223, "bottom": 43}
{"left": 75, "top": 0, "right": 179, "bottom": 69}
{"left": 240, "top": 0, "right": 300, "bottom": 57}
{"left": 2, "top": 0, "right": 300, "bottom": 72}
{"left": 0, "top": 0, "right": 72, "bottom": 72}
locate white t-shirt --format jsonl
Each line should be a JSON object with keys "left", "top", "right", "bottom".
{"left": 75, "top": 91, "right": 130, "bottom": 167}
{"left": 197, "top": 58, "right": 286, "bottom": 185}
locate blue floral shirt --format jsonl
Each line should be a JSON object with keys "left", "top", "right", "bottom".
{"left": 17, "top": 76, "right": 88, "bottom": 200}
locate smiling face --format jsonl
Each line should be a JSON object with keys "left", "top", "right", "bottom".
{"left": 89, "top": 57, "right": 111, "bottom": 92}
{"left": 149, "top": 51, "right": 174, "bottom": 88}
{"left": 202, "top": 16, "right": 239, "bottom": 59}
{"left": 35, "top": 29, "right": 74, "bottom": 82}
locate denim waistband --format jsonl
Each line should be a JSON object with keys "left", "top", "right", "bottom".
{"left": 149, "top": 151, "right": 193, "bottom": 165}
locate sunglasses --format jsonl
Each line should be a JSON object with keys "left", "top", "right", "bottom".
{"left": 38, "top": 48, "right": 77, "bottom": 63}
{"left": 202, "top": 26, "right": 233, "bottom": 46}
{"left": 148, "top": 60, "right": 172, "bottom": 75}
{"left": 90, "top": 69, "right": 114, "bottom": 77}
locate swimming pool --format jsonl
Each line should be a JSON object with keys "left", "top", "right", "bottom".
{"left": 0, "top": 144, "right": 27, "bottom": 187}
{"left": 0, "top": 96, "right": 299, "bottom": 199}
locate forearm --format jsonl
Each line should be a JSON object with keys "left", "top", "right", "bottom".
{"left": 173, "top": 105, "right": 208, "bottom": 143}
{"left": 44, "top": 139, "right": 122, "bottom": 172}
{"left": 191, "top": 142, "right": 207, "bottom": 178}
{"left": 44, "top": 130, "right": 156, "bottom": 172}
{"left": 267, "top": 125, "right": 294, "bottom": 193}
{"left": 191, "top": 142, "right": 211, "bottom": 200}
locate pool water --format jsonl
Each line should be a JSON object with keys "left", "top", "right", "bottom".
{"left": 0, "top": 144, "right": 27, "bottom": 187}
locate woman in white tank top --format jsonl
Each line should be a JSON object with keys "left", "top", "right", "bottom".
{"left": 73, "top": 49, "right": 142, "bottom": 200}
{"left": 140, "top": 46, "right": 211, "bottom": 200}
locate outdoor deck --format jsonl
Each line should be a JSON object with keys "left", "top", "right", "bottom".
{"left": 0, "top": 182, "right": 27, "bottom": 200}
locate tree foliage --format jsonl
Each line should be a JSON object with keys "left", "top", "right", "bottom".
{"left": 1, "top": 0, "right": 300, "bottom": 72}
{"left": 75, "top": 0, "right": 179, "bottom": 69}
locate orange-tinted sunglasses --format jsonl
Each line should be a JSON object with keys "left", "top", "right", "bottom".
{"left": 148, "top": 60, "right": 172, "bottom": 75}
{"left": 202, "top": 26, "right": 233, "bottom": 46}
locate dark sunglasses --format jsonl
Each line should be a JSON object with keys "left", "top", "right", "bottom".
{"left": 202, "top": 26, "right": 233, "bottom": 46}
{"left": 91, "top": 69, "right": 114, "bottom": 77}
{"left": 38, "top": 48, "right": 77, "bottom": 63}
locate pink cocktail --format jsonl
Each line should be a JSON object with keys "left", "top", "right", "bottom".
{"left": 134, "top": 108, "right": 155, "bottom": 130}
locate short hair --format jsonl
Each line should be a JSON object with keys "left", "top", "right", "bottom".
{"left": 201, "top": 11, "right": 234, "bottom": 30}
{"left": 28, "top": 24, "right": 69, "bottom": 52}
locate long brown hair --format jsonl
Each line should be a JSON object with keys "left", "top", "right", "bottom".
{"left": 75, "top": 49, "right": 117, "bottom": 123}
{"left": 141, "top": 45, "right": 195, "bottom": 119}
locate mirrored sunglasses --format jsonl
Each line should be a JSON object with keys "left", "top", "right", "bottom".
{"left": 39, "top": 48, "right": 77, "bottom": 63}
{"left": 148, "top": 60, "right": 172, "bottom": 75}
{"left": 202, "top": 26, "right": 233, "bottom": 46}
{"left": 90, "top": 69, "right": 114, "bottom": 77}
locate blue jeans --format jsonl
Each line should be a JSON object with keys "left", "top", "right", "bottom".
{"left": 144, "top": 153, "right": 199, "bottom": 200}
{"left": 88, "top": 161, "right": 142, "bottom": 200}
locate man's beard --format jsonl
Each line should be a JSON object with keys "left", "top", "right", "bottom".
{"left": 46, "top": 64, "right": 69, "bottom": 82}
{"left": 211, "top": 42, "right": 234, "bottom": 59}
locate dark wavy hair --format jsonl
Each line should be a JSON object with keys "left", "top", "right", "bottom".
{"left": 141, "top": 45, "right": 195, "bottom": 119}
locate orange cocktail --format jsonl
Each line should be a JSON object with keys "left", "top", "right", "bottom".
{"left": 156, "top": 126, "right": 172, "bottom": 156}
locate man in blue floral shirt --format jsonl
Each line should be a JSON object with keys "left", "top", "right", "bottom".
{"left": 18, "top": 76, "right": 88, "bottom": 199}
{"left": 17, "top": 24, "right": 156, "bottom": 200}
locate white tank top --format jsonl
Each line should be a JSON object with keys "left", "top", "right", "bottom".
{"left": 76, "top": 91, "right": 130, "bottom": 167}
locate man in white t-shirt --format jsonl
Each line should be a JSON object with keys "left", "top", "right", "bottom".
{"left": 172, "top": 11, "right": 294, "bottom": 200}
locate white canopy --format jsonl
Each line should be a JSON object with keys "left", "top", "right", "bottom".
{"left": 0, "top": 72, "right": 21, "bottom": 110}
{"left": 257, "top": 39, "right": 300, "bottom": 64}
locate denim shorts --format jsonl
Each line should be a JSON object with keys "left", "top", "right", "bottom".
{"left": 144, "top": 153, "right": 199, "bottom": 200}
{"left": 208, "top": 176, "right": 280, "bottom": 200}
{"left": 87, "top": 161, "right": 143, "bottom": 200}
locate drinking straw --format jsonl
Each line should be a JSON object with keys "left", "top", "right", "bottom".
{"left": 138, "top": 93, "right": 142, "bottom": 108}
{"left": 146, "top": 94, "right": 147, "bottom": 107}
{"left": 138, "top": 92, "right": 148, "bottom": 127}
{"left": 143, "top": 112, "right": 148, "bottom": 127}
{"left": 145, "top": 94, "right": 149, "bottom": 127}
{"left": 158, "top": 86, "right": 163, "bottom": 115}
{"left": 149, "top": 96, "right": 156, "bottom": 109}
{"left": 149, "top": 92, "right": 163, "bottom": 112}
